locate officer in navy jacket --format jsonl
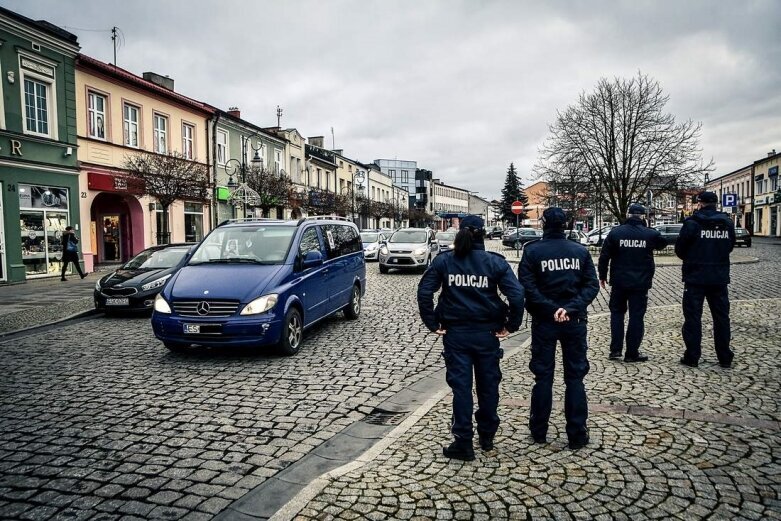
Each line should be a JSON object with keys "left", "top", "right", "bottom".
{"left": 598, "top": 204, "right": 667, "bottom": 362}
{"left": 517, "top": 207, "right": 599, "bottom": 450}
{"left": 418, "top": 215, "right": 524, "bottom": 461}
{"left": 675, "top": 191, "right": 736, "bottom": 368}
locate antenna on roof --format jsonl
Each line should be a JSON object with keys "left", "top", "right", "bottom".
{"left": 276, "top": 105, "right": 283, "bottom": 127}
{"left": 111, "top": 26, "right": 118, "bottom": 65}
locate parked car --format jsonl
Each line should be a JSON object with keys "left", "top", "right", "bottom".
{"left": 487, "top": 226, "right": 503, "bottom": 240}
{"left": 501, "top": 227, "right": 518, "bottom": 241}
{"left": 654, "top": 224, "right": 683, "bottom": 245}
{"left": 360, "top": 230, "right": 387, "bottom": 261}
{"left": 735, "top": 227, "right": 752, "bottom": 247}
{"left": 379, "top": 228, "right": 440, "bottom": 273}
{"left": 502, "top": 228, "right": 543, "bottom": 248}
{"left": 436, "top": 230, "right": 457, "bottom": 251}
{"left": 567, "top": 229, "right": 588, "bottom": 245}
{"left": 94, "top": 243, "right": 194, "bottom": 313}
{"left": 586, "top": 224, "right": 619, "bottom": 246}
{"left": 151, "top": 217, "right": 366, "bottom": 355}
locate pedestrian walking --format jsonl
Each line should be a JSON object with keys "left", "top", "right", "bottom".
{"left": 417, "top": 215, "right": 525, "bottom": 461}
{"left": 598, "top": 203, "right": 668, "bottom": 362}
{"left": 675, "top": 191, "right": 736, "bottom": 368}
{"left": 517, "top": 207, "right": 598, "bottom": 450}
{"left": 61, "top": 226, "right": 86, "bottom": 281}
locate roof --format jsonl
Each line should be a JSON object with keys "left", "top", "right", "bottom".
{"left": 76, "top": 54, "right": 213, "bottom": 116}
{"left": 0, "top": 6, "right": 78, "bottom": 44}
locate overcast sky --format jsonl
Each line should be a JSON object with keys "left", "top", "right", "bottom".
{"left": 7, "top": 0, "right": 780, "bottom": 199}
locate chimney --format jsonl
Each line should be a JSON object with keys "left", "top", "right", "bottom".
{"left": 333, "top": 149, "right": 343, "bottom": 156}
{"left": 769, "top": 149, "right": 777, "bottom": 157}
{"left": 308, "top": 136, "right": 324, "bottom": 148}
{"left": 142, "top": 72, "right": 174, "bottom": 91}
{"left": 227, "top": 106, "right": 241, "bottom": 118}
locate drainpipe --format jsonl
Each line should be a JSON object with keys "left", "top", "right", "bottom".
{"left": 211, "top": 112, "right": 220, "bottom": 228}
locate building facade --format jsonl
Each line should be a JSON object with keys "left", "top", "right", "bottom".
{"left": 75, "top": 55, "right": 212, "bottom": 270}
{"left": 752, "top": 150, "right": 780, "bottom": 237}
{"left": 0, "top": 7, "right": 81, "bottom": 283}
{"left": 704, "top": 164, "right": 753, "bottom": 230}
{"left": 431, "top": 179, "right": 469, "bottom": 230}
{"left": 374, "top": 158, "right": 417, "bottom": 207}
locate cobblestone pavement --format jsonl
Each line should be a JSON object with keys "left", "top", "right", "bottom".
{"left": 0, "top": 242, "right": 778, "bottom": 520}
{"left": 293, "top": 300, "right": 781, "bottom": 521}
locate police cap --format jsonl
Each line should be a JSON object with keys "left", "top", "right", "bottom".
{"left": 628, "top": 203, "right": 646, "bottom": 215}
{"left": 697, "top": 191, "right": 718, "bottom": 204}
{"left": 459, "top": 214, "right": 484, "bottom": 231}
{"left": 541, "top": 207, "right": 567, "bottom": 230}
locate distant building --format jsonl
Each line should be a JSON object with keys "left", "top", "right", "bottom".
{"left": 374, "top": 159, "right": 417, "bottom": 206}
{"left": 750, "top": 149, "right": 780, "bottom": 237}
{"left": 431, "top": 179, "right": 470, "bottom": 230}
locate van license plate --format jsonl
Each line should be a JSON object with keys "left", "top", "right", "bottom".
{"left": 183, "top": 324, "right": 200, "bottom": 334}
{"left": 106, "top": 298, "right": 129, "bottom": 306}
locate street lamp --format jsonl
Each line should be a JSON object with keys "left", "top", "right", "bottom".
{"left": 225, "top": 134, "right": 264, "bottom": 218}
{"left": 352, "top": 169, "right": 365, "bottom": 226}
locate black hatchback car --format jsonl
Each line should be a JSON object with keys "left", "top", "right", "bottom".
{"left": 735, "top": 227, "right": 752, "bottom": 247}
{"left": 654, "top": 224, "right": 683, "bottom": 245}
{"left": 94, "top": 243, "right": 194, "bottom": 313}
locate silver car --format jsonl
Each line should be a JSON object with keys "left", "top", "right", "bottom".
{"left": 436, "top": 230, "right": 457, "bottom": 252}
{"left": 379, "top": 228, "right": 440, "bottom": 273}
{"left": 360, "top": 231, "right": 386, "bottom": 261}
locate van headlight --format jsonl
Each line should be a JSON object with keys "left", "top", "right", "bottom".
{"left": 413, "top": 247, "right": 428, "bottom": 256}
{"left": 153, "top": 294, "right": 172, "bottom": 314}
{"left": 240, "top": 294, "right": 278, "bottom": 315}
{"left": 141, "top": 274, "right": 172, "bottom": 292}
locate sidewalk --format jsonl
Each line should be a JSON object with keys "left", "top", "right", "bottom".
{"left": 268, "top": 300, "right": 781, "bottom": 520}
{"left": 0, "top": 272, "right": 99, "bottom": 335}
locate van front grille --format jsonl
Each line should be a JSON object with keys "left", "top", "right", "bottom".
{"left": 172, "top": 300, "right": 240, "bottom": 317}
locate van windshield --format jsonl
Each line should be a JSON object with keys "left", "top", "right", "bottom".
{"left": 390, "top": 230, "right": 427, "bottom": 243}
{"left": 189, "top": 226, "right": 296, "bottom": 265}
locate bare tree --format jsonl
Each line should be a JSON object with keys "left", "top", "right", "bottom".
{"left": 537, "top": 72, "right": 712, "bottom": 221}
{"left": 245, "top": 167, "right": 292, "bottom": 218}
{"left": 123, "top": 151, "right": 210, "bottom": 243}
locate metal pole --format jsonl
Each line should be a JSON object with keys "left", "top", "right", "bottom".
{"left": 515, "top": 213, "right": 519, "bottom": 258}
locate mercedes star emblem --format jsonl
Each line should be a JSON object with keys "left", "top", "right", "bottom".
{"left": 196, "top": 301, "right": 210, "bottom": 316}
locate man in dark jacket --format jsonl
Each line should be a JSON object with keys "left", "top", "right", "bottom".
{"left": 61, "top": 226, "right": 86, "bottom": 281}
{"left": 598, "top": 204, "right": 668, "bottom": 362}
{"left": 418, "top": 215, "right": 525, "bottom": 460}
{"left": 518, "top": 208, "right": 599, "bottom": 450}
{"left": 675, "top": 191, "right": 736, "bottom": 368}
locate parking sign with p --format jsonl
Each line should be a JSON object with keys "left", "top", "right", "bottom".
{"left": 722, "top": 193, "right": 738, "bottom": 207}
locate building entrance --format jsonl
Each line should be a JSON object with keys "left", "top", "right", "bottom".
{"left": 100, "top": 215, "right": 122, "bottom": 262}
{"left": 90, "top": 192, "right": 140, "bottom": 265}
{"left": 0, "top": 182, "right": 5, "bottom": 282}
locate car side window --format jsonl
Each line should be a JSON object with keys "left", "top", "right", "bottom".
{"left": 299, "top": 227, "right": 322, "bottom": 257}
{"left": 342, "top": 226, "right": 362, "bottom": 255}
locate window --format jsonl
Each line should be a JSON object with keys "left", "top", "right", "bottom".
{"left": 275, "top": 149, "right": 282, "bottom": 173}
{"left": 123, "top": 103, "right": 139, "bottom": 147}
{"left": 184, "top": 202, "right": 203, "bottom": 242}
{"left": 321, "top": 224, "right": 361, "bottom": 259}
{"left": 217, "top": 130, "right": 228, "bottom": 165}
{"left": 182, "top": 123, "right": 195, "bottom": 159}
{"left": 298, "top": 227, "right": 322, "bottom": 258}
{"left": 153, "top": 114, "right": 168, "bottom": 153}
{"left": 401, "top": 170, "right": 409, "bottom": 183}
{"left": 24, "top": 77, "right": 49, "bottom": 135}
{"left": 88, "top": 92, "right": 107, "bottom": 139}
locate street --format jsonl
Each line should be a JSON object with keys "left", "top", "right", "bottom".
{"left": 0, "top": 241, "right": 779, "bottom": 520}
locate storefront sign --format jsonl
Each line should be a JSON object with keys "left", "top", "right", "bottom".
{"left": 87, "top": 172, "right": 144, "bottom": 194}
{"left": 18, "top": 184, "right": 68, "bottom": 210}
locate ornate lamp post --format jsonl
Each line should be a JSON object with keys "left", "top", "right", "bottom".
{"left": 225, "top": 134, "right": 263, "bottom": 218}
{"left": 352, "top": 169, "right": 365, "bottom": 226}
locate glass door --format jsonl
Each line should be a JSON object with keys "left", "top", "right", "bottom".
{"left": 101, "top": 215, "right": 122, "bottom": 262}
{"left": 0, "top": 182, "right": 5, "bottom": 282}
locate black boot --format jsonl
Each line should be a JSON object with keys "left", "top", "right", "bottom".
{"left": 442, "top": 439, "right": 475, "bottom": 461}
{"left": 478, "top": 432, "right": 494, "bottom": 451}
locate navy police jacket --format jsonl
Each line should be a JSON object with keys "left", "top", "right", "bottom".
{"left": 597, "top": 217, "right": 667, "bottom": 290}
{"left": 417, "top": 242, "right": 525, "bottom": 333}
{"left": 518, "top": 230, "right": 599, "bottom": 321}
{"left": 675, "top": 207, "right": 735, "bottom": 285}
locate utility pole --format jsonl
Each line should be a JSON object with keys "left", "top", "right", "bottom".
{"left": 111, "top": 26, "right": 118, "bottom": 66}
{"left": 276, "top": 106, "right": 283, "bottom": 128}
{"left": 331, "top": 127, "right": 335, "bottom": 150}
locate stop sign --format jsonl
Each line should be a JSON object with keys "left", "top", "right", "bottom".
{"left": 511, "top": 201, "right": 523, "bottom": 215}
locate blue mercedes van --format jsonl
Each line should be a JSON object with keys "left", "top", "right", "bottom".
{"left": 151, "top": 216, "right": 366, "bottom": 355}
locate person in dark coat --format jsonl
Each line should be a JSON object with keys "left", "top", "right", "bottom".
{"left": 417, "top": 215, "right": 525, "bottom": 461}
{"left": 598, "top": 204, "right": 668, "bottom": 362}
{"left": 61, "top": 226, "right": 86, "bottom": 281}
{"left": 675, "top": 191, "right": 736, "bottom": 368}
{"left": 517, "top": 207, "right": 599, "bottom": 450}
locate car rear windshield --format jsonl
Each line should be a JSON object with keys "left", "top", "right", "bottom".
{"left": 122, "top": 247, "right": 189, "bottom": 270}
{"left": 360, "top": 232, "right": 379, "bottom": 243}
{"left": 437, "top": 232, "right": 456, "bottom": 241}
{"left": 189, "top": 226, "right": 296, "bottom": 265}
{"left": 390, "top": 230, "right": 427, "bottom": 243}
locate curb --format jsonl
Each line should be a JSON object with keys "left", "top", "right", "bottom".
{"left": 0, "top": 308, "right": 100, "bottom": 342}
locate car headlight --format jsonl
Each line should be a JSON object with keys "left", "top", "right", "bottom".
{"left": 141, "top": 274, "right": 172, "bottom": 292}
{"left": 153, "top": 294, "right": 171, "bottom": 314}
{"left": 95, "top": 279, "right": 102, "bottom": 291}
{"left": 413, "top": 247, "right": 428, "bottom": 256}
{"left": 240, "top": 294, "right": 278, "bottom": 315}
{"left": 380, "top": 246, "right": 389, "bottom": 255}
{"left": 366, "top": 243, "right": 378, "bottom": 251}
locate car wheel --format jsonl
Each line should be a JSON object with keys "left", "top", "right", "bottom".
{"left": 277, "top": 307, "right": 303, "bottom": 356}
{"left": 164, "top": 342, "right": 189, "bottom": 352}
{"left": 379, "top": 264, "right": 389, "bottom": 274}
{"left": 344, "top": 284, "right": 361, "bottom": 320}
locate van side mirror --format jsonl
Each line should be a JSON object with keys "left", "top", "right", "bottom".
{"left": 302, "top": 250, "right": 324, "bottom": 269}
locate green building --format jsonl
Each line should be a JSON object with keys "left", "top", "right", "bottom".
{"left": 0, "top": 7, "right": 80, "bottom": 283}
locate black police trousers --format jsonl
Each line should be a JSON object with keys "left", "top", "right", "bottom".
{"left": 682, "top": 284, "right": 733, "bottom": 365}
{"left": 442, "top": 330, "right": 502, "bottom": 441}
{"left": 529, "top": 319, "right": 589, "bottom": 443}
{"left": 609, "top": 286, "right": 648, "bottom": 358}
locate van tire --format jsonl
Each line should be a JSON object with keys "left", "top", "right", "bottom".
{"left": 379, "top": 264, "right": 389, "bottom": 274}
{"left": 278, "top": 307, "right": 303, "bottom": 356}
{"left": 344, "top": 284, "right": 361, "bottom": 320}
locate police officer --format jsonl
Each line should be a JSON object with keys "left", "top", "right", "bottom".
{"left": 598, "top": 204, "right": 668, "bottom": 362}
{"left": 517, "top": 208, "right": 599, "bottom": 450}
{"left": 675, "top": 191, "right": 736, "bottom": 368}
{"left": 417, "top": 215, "right": 525, "bottom": 461}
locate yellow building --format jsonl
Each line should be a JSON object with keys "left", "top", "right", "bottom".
{"left": 75, "top": 54, "right": 212, "bottom": 270}
{"left": 753, "top": 150, "right": 780, "bottom": 237}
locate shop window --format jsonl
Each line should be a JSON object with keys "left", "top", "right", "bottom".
{"left": 88, "top": 91, "right": 107, "bottom": 140}
{"left": 184, "top": 202, "right": 203, "bottom": 243}
{"left": 18, "top": 184, "right": 69, "bottom": 277}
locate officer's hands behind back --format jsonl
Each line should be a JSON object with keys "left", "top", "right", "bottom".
{"left": 554, "top": 308, "right": 570, "bottom": 322}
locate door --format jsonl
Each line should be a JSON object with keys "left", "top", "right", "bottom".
{"left": 100, "top": 215, "right": 122, "bottom": 262}
{"left": 296, "top": 226, "right": 330, "bottom": 324}
{"left": 0, "top": 182, "right": 5, "bottom": 282}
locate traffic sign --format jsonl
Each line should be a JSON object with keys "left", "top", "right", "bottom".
{"left": 722, "top": 193, "right": 738, "bottom": 207}
{"left": 511, "top": 201, "right": 523, "bottom": 215}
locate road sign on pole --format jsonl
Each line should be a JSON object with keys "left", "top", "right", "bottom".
{"left": 511, "top": 201, "right": 523, "bottom": 215}
{"left": 722, "top": 193, "right": 738, "bottom": 207}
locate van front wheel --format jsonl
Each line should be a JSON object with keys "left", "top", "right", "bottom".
{"left": 278, "top": 308, "right": 303, "bottom": 356}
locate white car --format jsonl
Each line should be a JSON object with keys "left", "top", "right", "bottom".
{"left": 360, "top": 231, "right": 387, "bottom": 261}
{"left": 379, "top": 228, "right": 440, "bottom": 273}
{"left": 586, "top": 225, "right": 618, "bottom": 245}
